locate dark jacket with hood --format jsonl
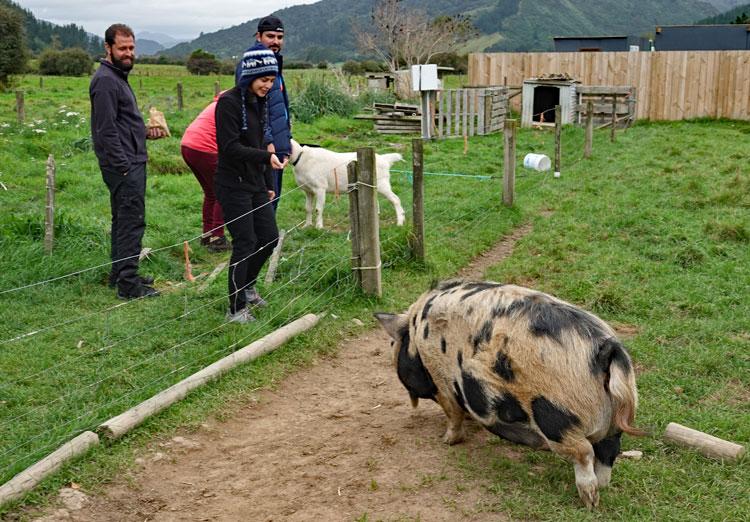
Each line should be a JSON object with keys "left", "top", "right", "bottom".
{"left": 235, "top": 42, "right": 292, "bottom": 160}
{"left": 89, "top": 59, "right": 148, "bottom": 173}
{"left": 214, "top": 86, "right": 274, "bottom": 193}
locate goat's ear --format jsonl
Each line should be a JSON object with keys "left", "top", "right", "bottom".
{"left": 374, "top": 312, "right": 407, "bottom": 340}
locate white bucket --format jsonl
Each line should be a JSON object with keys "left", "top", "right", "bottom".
{"left": 523, "top": 153, "right": 551, "bottom": 172}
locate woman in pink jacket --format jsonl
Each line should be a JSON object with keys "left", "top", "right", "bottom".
{"left": 181, "top": 94, "right": 231, "bottom": 252}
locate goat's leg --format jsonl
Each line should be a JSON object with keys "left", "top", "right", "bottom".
{"left": 379, "top": 183, "right": 405, "bottom": 226}
{"left": 314, "top": 190, "right": 326, "bottom": 229}
{"left": 303, "top": 191, "right": 314, "bottom": 228}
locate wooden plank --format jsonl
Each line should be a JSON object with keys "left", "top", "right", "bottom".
{"left": 577, "top": 85, "right": 635, "bottom": 95}
{"left": 469, "top": 90, "right": 476, "bottom": 137}
{"left": 477, "top": 91, "right": 485, "bottom": 135}
{"left": 462, "top": 88, "right": 469, "bottom": 139}
{"left": 453, "top": 89, "right": 460, "bottom": 136}
{"left": 445, "top": 89, "right": 452, "bottom": 136}
{"left": 438, "top": 91, "right": 444, "bottom": 138}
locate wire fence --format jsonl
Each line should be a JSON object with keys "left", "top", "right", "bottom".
{"left": 0, "top": 123, "right": 590, "bottom": 492}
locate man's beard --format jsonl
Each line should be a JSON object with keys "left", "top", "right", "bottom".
{"left": 112, "top": 56, "right": 134, "bottom": 72}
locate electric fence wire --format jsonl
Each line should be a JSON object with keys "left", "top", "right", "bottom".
{"left": 0, "top": 214, "right": 357, "bottom": 433}
{"left": 0, "top": 255, "right": 355, "bottom": 479}
{"left": 0, "top": 185, "right": 306, "bottom": 296}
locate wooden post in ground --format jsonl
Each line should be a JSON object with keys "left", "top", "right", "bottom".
{"left": 410, "top": 138, "right": 425, "bottom": 262}
{"left": 554, "top": 104, "right": 562, "bottom": 178}
{"left": 139, "top": 77, "right": 143, "bottom": 90}
{"left": 503, "top": 119, "right": 517, "bottom": 207}
{"left": 177, "top": 82, "right": 184, "bottom": 111}
{"left": 15, "top": 90, "right": 24, "bottom": 124}
{"left": 585, "top": 100, "right": 594, "bottom": 159}
{"left": 664, "top": 422, "right": 746, "bottom": 461}
{"left": 0, "top": 431, "right": 99, "bottom": 505}
{"left": 44, "top": 154, "right": 56, "bottom": 254}
{"left": 610, "top": 95, "right": 617, "bottom": 142}
{"left": 39, "top": 76, "right": 43, "bottom": 89}
{"left": 347, "top": 161, "right": 361, "bottom": 286}
{"left": 356, "top": 148, "right": 381, "bottom": 297}
{"left": 214, "top": 81, "right": 221, "bottom": 96}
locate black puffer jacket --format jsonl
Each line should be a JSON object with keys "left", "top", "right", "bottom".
{"left": 214, "top": 86, "right": 274, "bottom": 193}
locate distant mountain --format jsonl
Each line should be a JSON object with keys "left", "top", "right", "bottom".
{"left": 137, "top": 31, "right": 188, "bottom": 48}
{"left": 0, "top": 0, "right": 101, "bottom": 55}
{"left": 698, "top": 2, "right": 750, "bottom": 22}
{"left": 160, "top": 0, "right": 724, "bottom": 61}
{"left": 136, "top": 39, "right": 165, "bottom": 56}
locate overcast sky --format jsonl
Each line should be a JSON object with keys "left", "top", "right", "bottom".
{"left": 14, "top": 0, "right": 318, "bottom": 41}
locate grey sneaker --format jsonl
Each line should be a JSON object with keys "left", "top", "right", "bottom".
{"left": 245, "top": 286, "right": 268, "bottom": 308}
{"left": 225, "top": 307, "right": 256, "bottom": 324}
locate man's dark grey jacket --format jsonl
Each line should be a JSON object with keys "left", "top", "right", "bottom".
{"left": 89, "top": 60, "right": 147, "bottom": 173}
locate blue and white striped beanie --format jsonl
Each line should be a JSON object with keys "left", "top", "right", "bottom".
{"left": 238, "top": 47, "right": 278, "bottom": 90}
{"left": 237, "top": 46, "right": 278, "bottom": 130}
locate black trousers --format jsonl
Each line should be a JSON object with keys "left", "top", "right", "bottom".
{"left": 101, "top": 163, "right": 146, "bottom": 293}
{"left": 215, "top": 185, "right": 279, "bottom": 313}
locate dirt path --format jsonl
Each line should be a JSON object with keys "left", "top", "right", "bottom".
{"left": 33, "top": 226, "right": 532, "bottom": 522}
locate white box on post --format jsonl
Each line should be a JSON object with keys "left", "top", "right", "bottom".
{"left": 411, "top": 64, "right": 438, "bottom": 91}
{"left": 411, "top": 64, "right": 438, "bottom": 138}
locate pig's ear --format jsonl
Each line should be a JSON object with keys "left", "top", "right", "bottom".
{"left": 374, "top": 312, "right": 408, "bottom": 340}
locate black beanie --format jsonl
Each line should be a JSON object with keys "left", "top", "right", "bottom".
{"left": 257, "top": 16, "right": 284, "bottom": 33}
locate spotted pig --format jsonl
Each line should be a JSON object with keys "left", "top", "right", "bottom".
{"left": 375, "top": 280, "right": 643, "bottom": 508}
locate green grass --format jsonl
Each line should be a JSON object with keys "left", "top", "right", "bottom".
{"left": 1, "top": 68, "right": 749, "bottom": 520}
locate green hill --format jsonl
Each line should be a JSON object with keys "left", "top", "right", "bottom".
{"left": 698, "top": 2, "right": 750, "bottom": 23}
{"left": 161, "top": 0, "right": 722, "bottom": 60}
{"left": 0, "top": 0, "right": 101, "bottom": 55}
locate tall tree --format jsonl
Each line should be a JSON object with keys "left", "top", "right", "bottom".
{"left": 0, "top": 3, "right": 28, "bottom": 88}
{"left": 355, "top": 0, "right": 476, "bottom": 72}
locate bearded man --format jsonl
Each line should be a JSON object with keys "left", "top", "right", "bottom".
{"left": 89, "top": 23, "right": 165, "bottom": 299}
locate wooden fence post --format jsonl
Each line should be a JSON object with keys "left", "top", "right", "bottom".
{"left": 39, "top": 76, "right": 44, "bottom": 89}
{"left": 264, "top": 229, "right": 285, "bottom": 284}
{"left": 347, "top": 161, "right": 361, "bottom": 286}
{"left": 611, "top": 94, "right": 617, "bottom": 142}
{"left": 139, "top": 77, "right": 143, "bottom": 90}
{"left": 356, "top": 148, "right": 381, "bottom": 297}
{"left": 410, "top": 138, "right": 425, "bottom": 262}
{"left": 214, "top": 81, "right": 221, "bottom": 96}
{"left": 44, "top": 154, "right": 56, "bottom": 254}
{"left": 15, "top": 90, "right": 24, "bottom": 124}
{"left": 503, "top": 119, "right": 517, "bottom": 206}
{"left": 554, "top": 105, "right": 562, "bottom": 178}
{"left": 177, "top": 82, "right": 183, "bottom": 111}
{"left": 584, "top": 100, "right": 594, "bottom": 159}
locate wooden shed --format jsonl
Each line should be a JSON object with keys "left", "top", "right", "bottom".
{"left": 521, "top": 75, "right": 579, "bottom": 127}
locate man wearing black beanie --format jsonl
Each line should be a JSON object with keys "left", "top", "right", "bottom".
{"left": 236, "top": 15, "right": 291, "bottom": 213}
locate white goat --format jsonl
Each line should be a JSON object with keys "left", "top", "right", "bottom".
{"left": 289, "top": 139, "right": 405, "bottom": 229}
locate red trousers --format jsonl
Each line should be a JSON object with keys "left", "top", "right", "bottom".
{"left": 181, "top": 145, "right": 224, "bottom": 238}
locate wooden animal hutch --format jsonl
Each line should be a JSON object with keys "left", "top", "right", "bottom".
{"left": 521, "top": 75, "right": 579, "bottom": 127}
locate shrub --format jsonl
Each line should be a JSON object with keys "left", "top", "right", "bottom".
{"left": 0, "top": 5, "right": 29, "bottom": 88}
{"left": 316, "top": 61, "right": 328, "bottom": 69}
{"left": 38, "top": 48, "right": 93, "bottom": 76}
{"left": 285, "top": 61, "right": 314, "bottom": 70}
{"left": 342, "top": 60, "right": 363, "bottom": 75}
{"left": 219, "top": 60, "right": 236, "bottom": 76}
{"left": 290, "top": 79, "right": 358, "bottom": 123}
{"left": 186, "top": 49, "right": 220, "bottom": 75}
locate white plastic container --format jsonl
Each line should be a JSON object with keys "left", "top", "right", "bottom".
{"left": 522, "top": 153, "right": 551, "bottom": 172}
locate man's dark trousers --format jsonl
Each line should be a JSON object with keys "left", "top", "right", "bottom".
{"left": 102, "top": 162, "right": 146, "bottom": 293}
{"left": 271, "top": 167, "right": 283, "bottom": 211}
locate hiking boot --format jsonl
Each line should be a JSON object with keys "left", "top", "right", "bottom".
{"left": 225, "top": 307, "right": 256, "bottom": 324}
{"left": 109, "top": 274, "right": 154, "bottom": 288}
{"left": 117, "top": 284, "right": 160, "bottom": 300}
{"left": 206, "top": 236, "right": 231, "bottom": 252}
{"left": 245, "top": 286, "right": 268, "bottom": 308}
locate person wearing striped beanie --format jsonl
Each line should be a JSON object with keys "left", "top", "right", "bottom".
{"left": 214, "top": 46, "right": 287, "bottom": 324}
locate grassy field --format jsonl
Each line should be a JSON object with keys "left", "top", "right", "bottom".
{"left": 0, "top": 67, "right": 748, "bottom": 520}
